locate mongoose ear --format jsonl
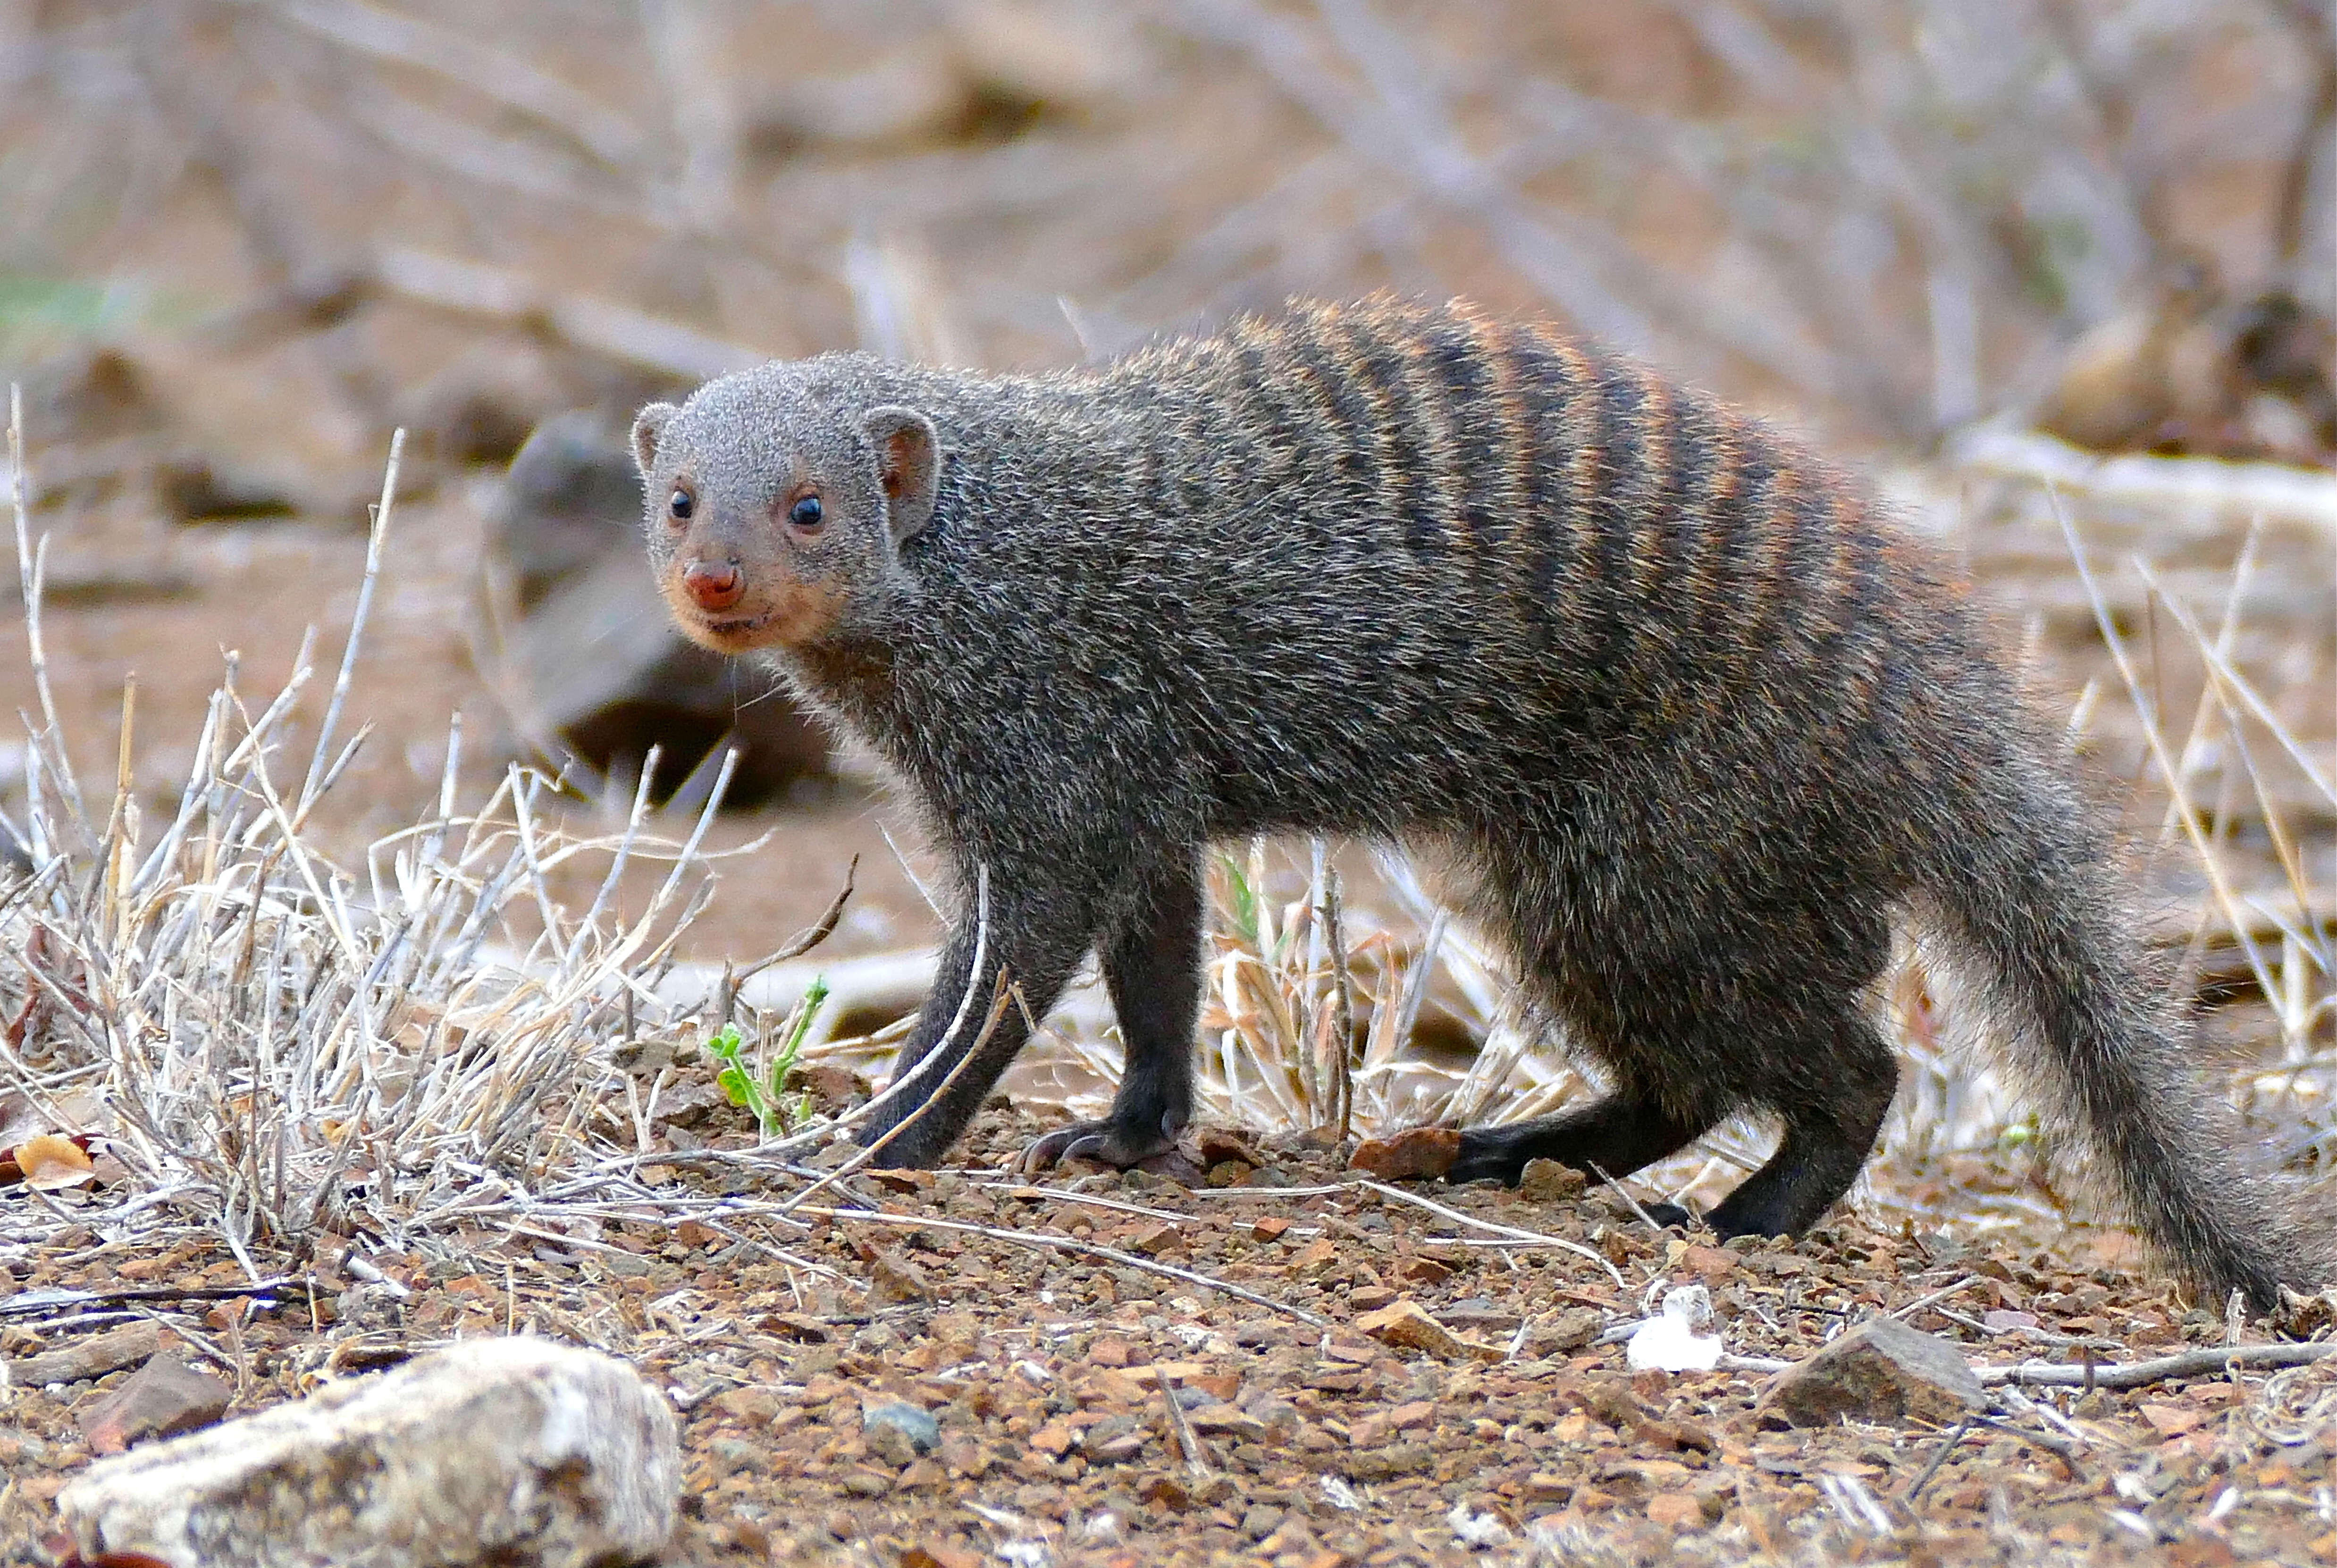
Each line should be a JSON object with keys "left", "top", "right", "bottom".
{"left": 630, "top": 402, "right": 680, "bottom": 477}
{"left": 863, "top": 405, "right": 940, "bottom": 545}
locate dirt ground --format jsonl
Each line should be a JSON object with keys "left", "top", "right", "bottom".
{"left": 8, "top": 1102, "right": 2337, "bottom": 1567}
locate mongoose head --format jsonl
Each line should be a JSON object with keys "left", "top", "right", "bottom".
{"left": 630, "top": 360, "right": 939, "bottom": 657}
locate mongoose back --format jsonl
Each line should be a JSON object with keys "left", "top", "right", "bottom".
{"left": 632, "top": 297, "right": 2325, "bottom": 1308}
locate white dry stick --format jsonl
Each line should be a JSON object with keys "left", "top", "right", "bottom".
{"left": 2140, "top": 562, "right": 2337, "bottom": 809}
{"left": 1352, "top": 1177, "right": 1626, "bottom": 1288}
{"left": 646, "top": 746, "right": 739, "bottom": 918}
{"left": 297, "top": 428, "right": 402, "bottom": 822}
{"left": 2154, "top": 524, "right": 2261, "bottom": 850}
{"left": 2050, "top": 491, "right": 2281, "bottom": 1007}
{"left": 9, "top": 383, "right": 84, "bottom": 824}
{"left": 570, "top": 750, "right": 661, "bottom": 971}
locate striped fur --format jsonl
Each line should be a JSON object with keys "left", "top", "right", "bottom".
{"left": 634, "top": 297, "right": 2327, "bottom": 1309}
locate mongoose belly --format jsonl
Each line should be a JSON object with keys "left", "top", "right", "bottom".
{"left": 630, "top": 296, "right": 2329, "bottom": 1311}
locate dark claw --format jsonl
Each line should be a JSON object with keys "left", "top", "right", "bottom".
{"left": 1020, "top": 1118, "right": 1178, "bottom": 1174}
{"left": 1446, "top": 1152, "right": 1518, "bottom": 1187}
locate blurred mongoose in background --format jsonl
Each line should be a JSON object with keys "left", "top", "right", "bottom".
{"left": 631, "top": 296, "right": 2325, "bottom": 1309}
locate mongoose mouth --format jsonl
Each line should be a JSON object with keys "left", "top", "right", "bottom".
{"left": 659, "top": 578, "right": 780, "bottom": 651}
{"left": 668, "top": 576, "right": 851, "bottom": 654}
{"left": 688, "top": 610, "right": 775, "bottom": 647}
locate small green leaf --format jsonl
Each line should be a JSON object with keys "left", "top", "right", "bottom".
{"left": 1218, "top": 852, "right": 1259, "bottom": 946}
{"left": 771, "top": 980, "right": 828, "bottom": 1085}
{"left": 715, "top": 1064, "right": 753, "bottom": 1107}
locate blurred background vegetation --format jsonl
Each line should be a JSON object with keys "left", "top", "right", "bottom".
{"left": 3, "top": 0, "right": 2329, "bottom": 470}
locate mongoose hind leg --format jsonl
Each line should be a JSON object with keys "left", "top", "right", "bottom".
{"left": 1693, "top": 1009, "right": 1898, "bottom": 1240}
{"left": 1447, "top": 1093, "right": 1712, "bottom": 1191}
{"left": 1024, "top": 848, "right": 1203, "bottom": 1172}
{"left": 1453, "top": 835, "right": 1898, "bottom": 1237}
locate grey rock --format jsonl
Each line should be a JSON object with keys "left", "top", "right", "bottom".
{"left": 1080, "top": 1414, "right": 1149, "bottom": 1463}
{"left": 1756, "top": 1314, "right": 1987, "bottom": 1427}
{"left": 1185, "top": 1402, "right": 1267, "bottom": 1441}
{"left": 56, "top": 1337, "right": 678, "bottom": 1568}
{"left": 76, "top": 1354, "right": 232, "bottom": 1454}
{"left": 1240, "top": 1503, "right": 1283, "bottom": 1539}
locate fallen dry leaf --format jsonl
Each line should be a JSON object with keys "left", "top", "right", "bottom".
{"left": 10, "top": 1132, "right": 96, "bottom": 1190}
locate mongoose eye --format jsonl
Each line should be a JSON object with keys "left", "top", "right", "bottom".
{"left": 788, "top": 495, "right": 824, "bottom": 532}
{"left": 668, "top": 486, "right": 694, "bottom": 522}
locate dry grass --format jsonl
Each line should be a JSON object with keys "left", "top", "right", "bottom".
{"left": 0, "top": 407, "right": 761, "bottom": 1275}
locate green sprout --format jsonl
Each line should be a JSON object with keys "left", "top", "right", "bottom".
{"left": 1217, "top": 843, "right": 1304, "bottom": 961}
{"left": 1218, "top": 849, "right": 1261, "bottom": 949}
{"left": 707, "top": 976, "right": 828, "bottom": 1137}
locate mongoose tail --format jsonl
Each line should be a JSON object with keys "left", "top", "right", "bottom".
{"left": 1929, "top": 745, "right": 2323, "bottom": 1312}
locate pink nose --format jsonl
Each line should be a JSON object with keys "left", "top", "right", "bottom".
{"left": 683, "top": 560, "right": 741, "bottom": 611}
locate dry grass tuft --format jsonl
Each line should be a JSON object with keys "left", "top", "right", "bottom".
{"left": 0, "top": 408, "right": 757, "bottom": 1274}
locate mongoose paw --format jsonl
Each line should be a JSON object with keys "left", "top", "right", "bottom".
{"left": 1021, "top": 1119, "right": 1179, "bottom": 1174}
{"left": 1444, "top": 1131, "right": 1531, "bottom": 1186}
{"left": 863, "top": 1123, "right": 939, "bottom": 1170}
{"left": 1637, "top": 1201, "right": 1695, "bottom": 1231}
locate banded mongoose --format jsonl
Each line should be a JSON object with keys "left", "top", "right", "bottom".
{"left": 631, "top": 296, "right": 2326, "bottom": 1308}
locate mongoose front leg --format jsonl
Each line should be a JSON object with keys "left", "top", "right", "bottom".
{"left": 1447, "top": 1091, "right": 1711, "bottom": 1194}
{"left": 863, "top": 870, "right": 1101, "bottom": 1169}
{"left": 1024, "top": 848, "right": 1202, "bottom": 1171}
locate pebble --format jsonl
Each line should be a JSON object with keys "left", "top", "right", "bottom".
{"left": 862, "top": 1400, "right": 942, "bottom": 1466}
{"left": 76, "top": 1355, "right": 232, "bottom": 1455}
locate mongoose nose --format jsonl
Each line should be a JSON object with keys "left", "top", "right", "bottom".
{"left": 683, "top": 559, "right": 742, "bottom": 611}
